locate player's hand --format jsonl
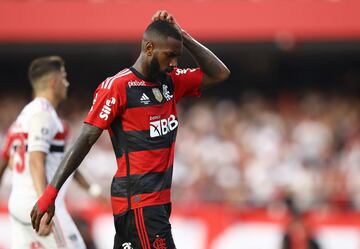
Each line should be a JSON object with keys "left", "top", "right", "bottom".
{"left": 30, "top": 202, "right": 55, "bottom": 233}
{"left": 37, "top": 213, "right": 53, "bottom": 236}
{"left": 152, "top": 10, "right": 181, "bottom": 29}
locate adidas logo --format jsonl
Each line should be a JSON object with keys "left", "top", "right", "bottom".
{"left": 140, "top": 93, "right": 150, "bottom": 104}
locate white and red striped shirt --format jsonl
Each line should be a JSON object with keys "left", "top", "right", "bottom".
{"left": 8, "top": 97, "right": 71, "bottom": 223}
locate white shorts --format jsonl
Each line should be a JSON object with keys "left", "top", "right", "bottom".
{"left": 10, "top": 208, "right": 86, "bottom": 249}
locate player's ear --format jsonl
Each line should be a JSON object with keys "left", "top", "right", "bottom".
{"left": 48, "top": 73, "right": 58, "bottom": 90}
{"left": 145, "top": 41, "right": 154, "bottom": 56}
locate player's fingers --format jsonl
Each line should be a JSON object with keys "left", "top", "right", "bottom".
{"left": 45, "top": 212, "right": 53, "bottom": 225}
{"left": 35, "top": 215, "right": 41, "bottom": 232}
{"left": 34, "top": 213, "right": 43, "bottom": 232}
{"left": 30, "top": 205, "right": 39, "bottom": 229}
{"left": 160, "top": 10, "right": 168, "bottom": 20}
{"left": 152, "top": 10, "right": 162, "bottom": 21}
{"left": 167, "top": 14, "right": 175, "bottom": 23}
{"left": 30, "top": 209, "right": 35, "bottom": 228}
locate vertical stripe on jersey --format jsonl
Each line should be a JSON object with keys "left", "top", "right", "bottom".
{"left": 110, "top": 116, "right": 132, "bottom": 211}
{"left": 134, "top": 208, "right": 148, "bottom": 249}
{"left": 134, "top": 208, "right": 151, "bottom": 249}
{"left": 139, "top": 208, "right": 151, "bottom": 248}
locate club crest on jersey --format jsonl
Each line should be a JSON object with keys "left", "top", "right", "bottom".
{"left": 150, "top": 114, "right": 178, "bottom": 138}
{"left": 153, "top": 236, "right": 167, "bottom": 249}
{"left": 152, "top": 88, "right": 163, "bottom": 102}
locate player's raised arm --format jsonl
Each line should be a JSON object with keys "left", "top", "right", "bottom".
{"left": 152, "top": 10, "right": 231, "bottom": 90}
{"left": 30, "top": 123, "right": 102, "bottom": 232}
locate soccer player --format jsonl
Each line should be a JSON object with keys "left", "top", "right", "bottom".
{"left": 31, "top": 10, "right": 230, "bottom": 249}
{"left": 8, "top": 56, "right": 87, "bottom": 249}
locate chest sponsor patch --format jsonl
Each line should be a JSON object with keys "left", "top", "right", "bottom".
{"left": 150, "top": 114, "right": 178, "bottom": 138}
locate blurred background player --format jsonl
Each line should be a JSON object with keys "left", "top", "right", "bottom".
{"left": 6, "top": 56, "right": 92, "bottom": 249}
{"left": 31, "top": 10, "right": 230, "bottom": 249}
{"left": 0, "top": 119, "right": 105, "bottom": 248}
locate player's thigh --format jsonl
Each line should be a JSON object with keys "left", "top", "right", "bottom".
{"left": 142, "top": 204, "right": 176, "bottom": 249}
{"left": 113, "top": 210, "right": 138, "bottom": 249}
{"left": 53, "top": 210, "right": 86, "bottom": 249}
{"left": 113, "top": 204, "right": 176, "bottom": 249}
{"left": 10, "top": 217, "right": 30, "bottom": 249}
{"left": 10, "top": 216, "right": 59, "bottom": 249}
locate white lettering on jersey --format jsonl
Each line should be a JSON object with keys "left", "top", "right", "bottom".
{"left": 128, "top": 80, "right": 146, "bottom": 88}
{"left": 150, "top": 114, "right": 178, "bottom": 138}
{"left": 175, "top": 68, "right": 196, "bottom": 76}
{"left": 122, "top": 242, "right": 133, "bottom": 249}
{"left": 99, "top": 97, "right": 116, "bottom": 120}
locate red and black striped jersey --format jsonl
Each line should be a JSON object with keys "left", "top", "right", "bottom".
{"left": 85, "top": 67, "right": 203, "bottom": 215}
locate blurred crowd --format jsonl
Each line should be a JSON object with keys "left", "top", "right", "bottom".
{"left": 0, "top": 91, "right": 359, "bottom": 213}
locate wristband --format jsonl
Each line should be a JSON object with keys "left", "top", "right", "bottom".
{"left": 38, "top": 185, "right": 58, "bottom": 212}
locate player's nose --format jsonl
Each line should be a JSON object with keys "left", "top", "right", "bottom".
{"left": 63, "top": 80, "right": 70, "bottom": 87}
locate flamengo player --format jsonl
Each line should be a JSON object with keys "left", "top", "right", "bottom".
{"left": 31, "top": 11, "right": 230, "bottom": 249}
{"left": 8, "top": 56, "right": 86, "bottom": 249}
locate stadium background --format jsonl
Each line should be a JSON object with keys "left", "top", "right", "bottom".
{"left": 0, "top": 0, "right": 360, "bottom": 248}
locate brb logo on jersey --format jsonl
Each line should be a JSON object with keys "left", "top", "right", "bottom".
{"left": 99, "top": 97, "right": 116, "bottom": 120}
{"left": 150, "top": 114, "right": 178, "bottom": 138}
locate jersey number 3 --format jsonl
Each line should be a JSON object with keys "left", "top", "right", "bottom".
{"left": 13, "top": 134, "right": 26, "bottom": 173}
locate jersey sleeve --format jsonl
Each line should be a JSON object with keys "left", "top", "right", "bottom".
{"left": 28, "top": 111, "right": 57, "bottom": 153}
{"left": 84, "top": 78, "right": 123, "bottom": 130}
{"left": 1, "top": 129, "right": 13, "bottom": 161}
{"left": 171, "top": 67, "right": 203, "bottom": 102}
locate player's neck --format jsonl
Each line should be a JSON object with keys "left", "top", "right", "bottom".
{"left": 132, "top": 54, "right": 152, "bottom": 80}
{"left": 35, "top": 92, "right": 59, "bottom": 109}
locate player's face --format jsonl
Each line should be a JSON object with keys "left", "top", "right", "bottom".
{"left": 55, "top": 67, "right": 69, "bottom": 101}
{"left": 150, "top": 37, "right": 182, "bottom": 78}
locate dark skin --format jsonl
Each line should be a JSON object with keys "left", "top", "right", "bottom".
{"left": 31, "top": 10, "right": 230, "bottom": 232}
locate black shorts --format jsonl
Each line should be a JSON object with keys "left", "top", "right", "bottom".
{"left": 113, "top": 203, "right": 176, "bottom": 249}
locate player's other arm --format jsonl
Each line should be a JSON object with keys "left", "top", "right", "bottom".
{"left": 152, "top": 10, "right": 231, "bottom": 90}
{"left": 29, "top": 151, "right": 47, "bottom": 196}
{"left": 30, "top": 123, "right": 102, "bottom": 232}
{"left": 0, "top": 157, "right": 8, "bottom": 187}
{"left": 0, "top": 130, "right": 12, "bottom": 186}
{"left": 74, "top": 170, "right": 108, "bottom": 204}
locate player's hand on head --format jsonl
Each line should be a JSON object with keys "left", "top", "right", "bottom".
{"left": 152, "top": 10, "right": 182, "bottom": 34}
{"left": 30, "top": 202, "right": 55, "bottom": 233}
{"left": 152, "top": 10, "right": 176, "bottom": 24}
